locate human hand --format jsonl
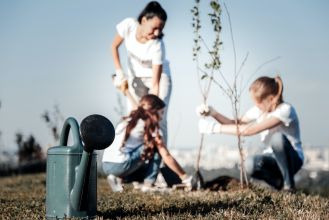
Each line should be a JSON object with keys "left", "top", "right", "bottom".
{"left": 181, "top": 174, "right": 193, "bottom": 191}
{"left": 112, "top": 69, "right": 128, "bottom": 94}
{"left": 112, "top": 69, "right": 127, "bottom": 87}
{"left": 115, "top": 68, "right": 125, "bottom": 78}
{"left": 196, "top": 103, "right": 212, "bottom": 116}
{"left": 118, "top": 80, "right": 128, "bottom": 94}
{"left": 198, "top": 118, "right": 221, "bottom": 134}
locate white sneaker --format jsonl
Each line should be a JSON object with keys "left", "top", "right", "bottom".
{"left": 107, "top": 175, "right": 123, "bottom": 192}
{"left": 132, "top": 181, "right": 143, "bottom": 190}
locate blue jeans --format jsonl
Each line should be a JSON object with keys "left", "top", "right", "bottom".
{"left": 102, "top": 145, "right": 162, "bottom": 184}
{"left": 246, "top": 133, "right": 303, "bottom": 190}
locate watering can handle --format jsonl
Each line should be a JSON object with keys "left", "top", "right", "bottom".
{"left": 59, "top": 117, "right": 83, "bottom": 147}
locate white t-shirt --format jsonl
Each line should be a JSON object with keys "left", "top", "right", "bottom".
{"left": 116, "top": 17, "right": 170, "bottom": 78}
{"left": 244, "top": 103, "right": 304, "bottom": 161}
{"left": 102, "top": 119, "right": 144, "bottom": 163}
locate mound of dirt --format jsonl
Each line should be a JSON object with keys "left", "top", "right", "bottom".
{"left": 204, "top": 175, "right": 241, "bottom": 191}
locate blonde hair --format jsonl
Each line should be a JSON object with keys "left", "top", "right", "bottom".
{"left": 249, "top": 75, "right": 284, "bottom": 107}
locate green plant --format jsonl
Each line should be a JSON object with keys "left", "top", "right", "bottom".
{"left": 192, "top": 0, "right": 249, "bottom": 188}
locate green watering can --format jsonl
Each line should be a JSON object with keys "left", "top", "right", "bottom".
{"left": 46, "top": 114, "right": 115, "bottom": 219}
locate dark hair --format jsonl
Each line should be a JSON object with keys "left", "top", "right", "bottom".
{"left": 249, "top": 75, "right": 284, "bottom": 106}
{"left": 122, "top": 94, "right": 166, "bottom": 160}
{"left": 137, "top": 1, "right": 167, "bottom": 24}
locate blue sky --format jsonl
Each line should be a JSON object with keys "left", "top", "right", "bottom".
{"left": 0, "top": 0, "right": 328, "bottom": 153}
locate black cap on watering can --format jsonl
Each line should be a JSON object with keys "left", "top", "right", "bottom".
{"left": 46, "top": 114, "right": 115, "bottom": 219}
{"left": 80, "top": 114, "right": 115, "bottom": 152}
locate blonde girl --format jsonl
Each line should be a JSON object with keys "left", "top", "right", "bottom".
{"left": 197, "top": 76, "right": 303, "bottom": 191}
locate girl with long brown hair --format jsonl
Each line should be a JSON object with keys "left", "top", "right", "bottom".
{"left": 197, "top": 76, "right": 303, "bottom": 191}
{"left": 102, "top": 94, "right": 191, "bottom": 192}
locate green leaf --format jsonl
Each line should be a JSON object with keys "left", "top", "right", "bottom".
{"left": 201, "top": 74, "right": 208, "bottom": 80}
{"left": 210, "top": 1, "right": 220, "bottom": 11}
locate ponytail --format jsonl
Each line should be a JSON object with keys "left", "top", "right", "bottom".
{"left": 137, "top": 1, "right": 167, "bottom": 24}
{"left": 274, "top": 75, "right": 284, "bottom": 107}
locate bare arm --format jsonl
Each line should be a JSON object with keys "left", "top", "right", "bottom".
{"left": 219, "top": 116, "right": 282, "bottom": 136}
{"left": 209, "top": 107, "right": 236, "bottom": 124}
{"left": 156, "top": 144, "right": 186, "bottom": 180}
{"left": 208, "top": 106, "right": 252, "bottom": 125}
{"left": 111, "top": 33, "right": 124, "bottom": 70}
{"left": 200, "top": 105, "right": 281, "bottom": 136}
{"left": 150, "top": 64, "right": 162, "bottom": 96}
{"left": 111, "top": 34, "right": 138, "bottom": 108}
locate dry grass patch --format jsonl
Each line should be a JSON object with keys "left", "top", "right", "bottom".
{"left": 0, "top": 173, "right": 328, "bottom": 219}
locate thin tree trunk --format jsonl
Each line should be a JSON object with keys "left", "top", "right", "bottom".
{"left": 233, "top": 104, "right": 249, "bottom": 188}
{"left": 196, "top": 134, "right": 204, "bottom": 172}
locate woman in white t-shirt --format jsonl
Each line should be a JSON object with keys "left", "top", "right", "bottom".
{"left": 102, "top": 94, "right": 191, "bottom": 192}
{"left": 197, "top": 76, "right": 303, "bottom": 191}
{"left": 111, "top": 1, "right": 171, "bottom": 144}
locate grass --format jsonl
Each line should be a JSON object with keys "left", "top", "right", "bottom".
{"left": 0, "top": 173, "right": 328, "bottom": 219}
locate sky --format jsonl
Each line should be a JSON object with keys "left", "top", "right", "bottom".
{"left": 0, "top": 0, "right": 329, "bottom": 154}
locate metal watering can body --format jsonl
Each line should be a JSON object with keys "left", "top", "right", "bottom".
{"left": 46, "top": 115, "right": 114, "bottom": 219}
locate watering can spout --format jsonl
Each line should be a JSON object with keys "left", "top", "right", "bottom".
{"left": 70, "top": 150, "right": 93, "bottom": 211}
